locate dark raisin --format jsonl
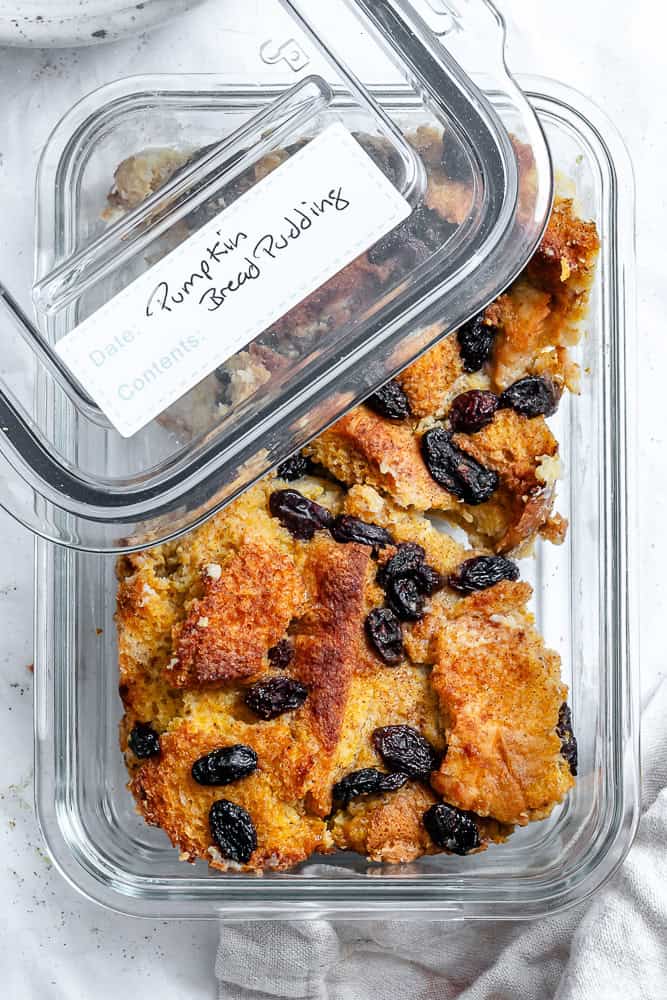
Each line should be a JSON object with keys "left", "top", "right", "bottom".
{"left": 354, "top": 134, "right": 403, "bottom": 187}
{"left": 415, "top": 204, "right": 459, "bottom": 252}
{"left": 448, "top": 555, "right": 520, "bottom": 594}
{"left": 330, "top": 515, "right": 394, "bottom": 550}
{"left": 214, "top": 368, "right": 232, "bottom": 405}
{"left": 276, "top": 453, "right": 314, "bottom": 481}
{"left": 386, "top": 575, "right": 426, "bottom": 622}
{"left": 421, "top": 428, "right": 499, "bottom": 505}
{"left": 556, "top": 702, "right": 578, "bottom": 776}
{"left": 128, "top": 722, "right": 160, "bottom": 759}
{"left": 367, "top": 216, "right": 418, "bottom": 266}
{"left": 365, "top": 608, "right": 404, "bottom": 665}
{"left": 448, "top": 390, "right": 499, "bottom": 434}
{"left": 268, "top": 639, "right": 294, "bottom": 670}
{"left": 499, "top": 376, "right": 559, "bottom": 418}
{"left": 244, "top": 676, "right": 308, "bottom": 721}
{"left": 373, "top": 725, "right": 441, "bottom": 779}
{"left": 367, "top": 204, "right": 456, "bottom": 266}
{"left": 223, "top": 165, "right": 259, "bottom": 206}
{"left": 415, "top": 562, "right": 445, "bottom": 596}
{"left": 269, "top": 489, "right": 333, "bottom": 540}
{"left": 457, "top": 314, "right": 498, "bottom": 373}
{"left": 209, "top": 799, "right": 257, "bottom": 864}
{"left": 377, "top": 542, "right": 425, "bottom": 587}
{"left": 423, "top": 803, "right": 481, "bottom": 855}
{"left": 441, "top": 130, "right": 470, "bottom": 182}
{"left": 332, "top": 769, "right": 382, "bottom": 807}
{"left": 332, "top": 768, "right": 409, "bottom": 808}
{"left": 377, "top": 543, "right": 444, "bottom": 597}
{"left": 367, "top": 214, "right": 428, "bottom": 267}
{"left": 395, "top": 235, "right": 434, "bottom": 270}
{"left": 192, "top": 745, "right": 258, "bottom": 786}
{"left": 285, "top": 137, "right": 310, "bottom": 157}
{"left": 366, "top": 380, "right": 412, "bottom": 421}
{"left": 376, "top": 770, "right": 408, "bottom": 793}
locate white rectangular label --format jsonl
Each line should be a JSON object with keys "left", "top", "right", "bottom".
{"left": 56, "top": 123, "right": 412, "bottom": 438}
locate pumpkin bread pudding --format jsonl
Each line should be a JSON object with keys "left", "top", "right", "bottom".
{"left": 115, "top": 128, "right": 597, "bottom": 872}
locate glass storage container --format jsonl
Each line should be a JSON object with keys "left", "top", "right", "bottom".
{"left": 0, "top": 0, "right": 554, "bottom": 552}
{"left": 32, "top": 71, "right": 638, "bottom": 919}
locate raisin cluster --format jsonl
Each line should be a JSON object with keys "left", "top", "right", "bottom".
{"left": 378, "top": 542, "right": 443, "bottom": 616}
{"left": 276, "top": 453, "right": 314, "bottom": 481}
{"left": 448, "top": 390, "right": 499, "bottom": 434}
{"left": 365, "top": 608, "right": 404, "bottom": 666}
{"left": 367, "top": 203, "right": 457, "bottom": 270}
{"left": 268, "top": 639, "right": 294, "bottom": 670}
{"left": 500, "top": 376, "right": 559, "bottom": 418}
{"left": 330, "top": 515, "right": 394, "bottom": 551}
{"left": 332, "top": 768, "right": 408, "bottom": 808}
{"left": 269, "top": 489, "right": 333, "bottom": 541}
{"left": 270, "top": 489, "right": 395, "bottom": 553}
{"left": 355, "top": 134, "right": 403, "bottom": 188}
{"left": 331, "top": 725, "right": 440, "bottom": 810}
{"left": 364, "top": 543, "right": 444, "bottom": 665}
{"left": 556, "top": 702, "right": 578, "bottom": 776}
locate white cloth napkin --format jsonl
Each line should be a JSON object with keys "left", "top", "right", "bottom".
{"left": 216, "top": 679, "right": 667, "bottom": 1000}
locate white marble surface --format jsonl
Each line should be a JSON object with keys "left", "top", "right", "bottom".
{"left": 0, "top": 0, "right": 663, "bottom": 996}
{"left": 0, "top": 0, "right": 204, "bottom": 47}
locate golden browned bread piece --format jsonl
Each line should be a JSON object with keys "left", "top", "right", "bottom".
{"left": 448, "top": 409, "right": 561, "bottom": 554}
{"left": 103, "top": 147, "right": 191, "bottom": 220}
{"left": 528, "top": 198, "right": 601, "bottom": 290}
{"left": 307, "top": 405, "right": 561, "bottom": 555}
{"left": 306, "top": 407, "right": 457, "bottom": 513}
{"left": 171, "top": 543, "right": 305, "bottom": 688}
{"left": 290, "top": 536, "right": 380, "bottom": 817}
{"left": 331, "top": 783, "right": 511, "bottom": 864}
{"left": 129, "top": 709, "right": 330, "bottom": 873}
{"left": 427, "top": 581, "right": 575, "bottom": 825}
{"left": 119, "top": 480, "right": 574, "bottom": 873}
{"left": 488, "top": 199, "right": 600, "bottom": 391}
{"left": 116, "top": 479, "right": 303, "bottom": 731}
{"left": 395, "top": 336, "right": 465, "bottom": 420}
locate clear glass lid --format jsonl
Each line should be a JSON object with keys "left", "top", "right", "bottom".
{"left": 0, "top": 0, "right": 552, "bottom": 551}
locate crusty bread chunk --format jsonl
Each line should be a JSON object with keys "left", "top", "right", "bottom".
{"left": 425, "top": 582, "right": 575, "bottom": 825}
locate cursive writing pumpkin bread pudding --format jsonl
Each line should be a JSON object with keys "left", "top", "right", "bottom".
{"left": 116, "top": 129, "right": 597, "bottom": 872}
